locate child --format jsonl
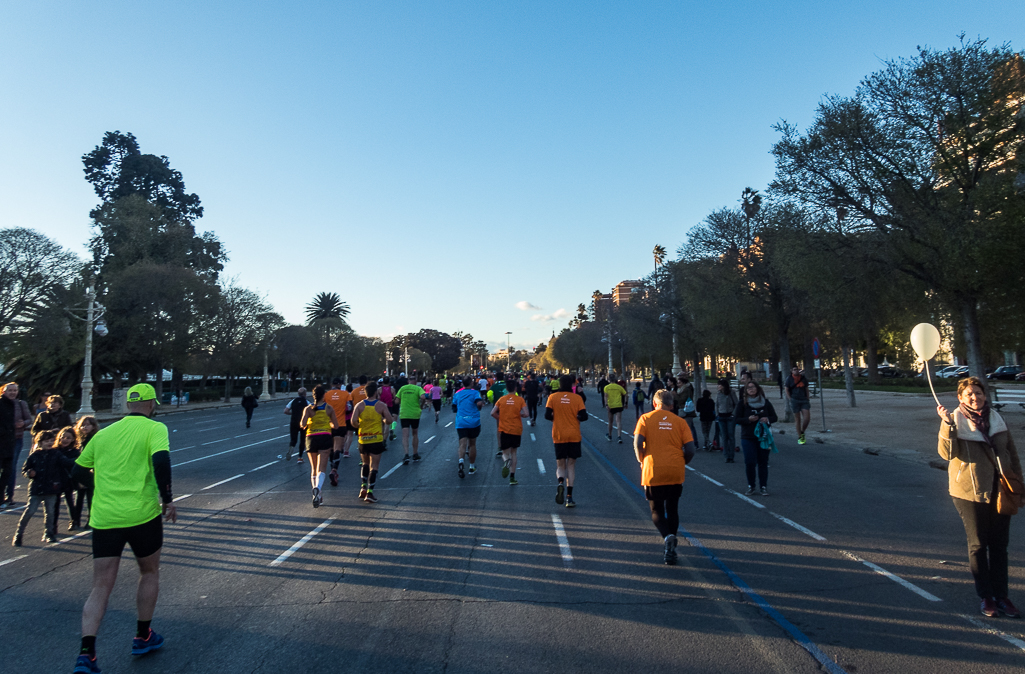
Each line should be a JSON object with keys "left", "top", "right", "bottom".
{"left": 632, "top": 382, "right": 646, "bottom": 418}
{"left": 14, "top": 430, "right": 73, "bottom": 546}
{"left": 55, "top": 427, "right": 83, "bottom": 530}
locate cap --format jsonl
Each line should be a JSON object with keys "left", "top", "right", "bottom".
{"left": 127, "top": 383, "right": 160, "bottom": 405}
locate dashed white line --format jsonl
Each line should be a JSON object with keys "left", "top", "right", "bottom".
{"left": 250, "top": 462, "right": 277, "bottom": 472}
{"left": 424, "top": 435, "right": 436, "bottom": 444}
{"left": 174, "top": 435, "right": 288, "bottom": 466}
{"left": 170, "top": 445, "right": 196, "bottom": 453}
{"left": 689, "top": 468, "right": 723, "bottom": 487}
{"left": 201, "top": 474, "right": 245, "bottom": 490}
{"left": 45, "top": 530, "right": 91, "bottom": 549}
{"left": 550, "top": 513, "right": 573, "bottom": 568}
{"left": 201, "top": 438, "right": 229, "bottom": 446}
{"left": 173, "top": 494, "right": 192, "bottom": 502}
{"left": 530, "top": 433, "right": 536, "bottom": 442}
{"left": 771, "top": 512, "right": 826, "bottom": 541}
{"left": 445, "top": 422, "right": 453, "bottom": 427}
{"left": 270, "top": 517, "right": 336, "bottom": 566}
{"left": 840, "top": 551, "right": 941, "bottom": 601}
{"left": 0, "top": 555, "right": 28, "bottom": 567}
{"left": 727, "top": 488, "right": 765, "bottom": 509}
{"left": 960, "top": 613, "right": 1025, "bottom": 652}
{"left": 260, "top": 427, "right": 275, "bottom": 432}
{"left": 537, "top": 458, "right": 546, "bottom": 474}
{"left": 379, "top": 462, "right": 404, "bottom": 481}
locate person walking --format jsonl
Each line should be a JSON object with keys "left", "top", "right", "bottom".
{"left": 634, "top": 389, "right": 696, "bottom": 564}
{"left": 735, "top": 380, "right": 778, "bottom": 496}
{"left": 785, "top": 366, "right": 811, "bottom": 444}
{"left": 715, "top": 378, "right": 739, "bottom": 463}
{"left": 545, "top": 374, "right": 588, "bottom": 507}
{"left": 283, "top": 388, "right": 308, "bottom": 463}
{"left": 696, "top": 390, "right": 717, "bottom": 451}
{"left": 679, "top": 376, "right": 697, "bottom": 440}
{"left": 597, "top": 375, "right": 609, "bottom": 409}
{"left": 632, "top": 383, "right": 646, "bottom": 422}
{"left": 69, "top": 384, "right": 176, "bottom": 674}
{"left": 2, "top": 382, "right": 32, "bottom": 509}
{"left": 240, "top": 387, "right": 259, "bottom": 428}
{"left": 937, "top": 376, "right": 1023, "bottom": 619}
{"left": 647, "top": 375, "right": 664, "bottom": 412}
{"left": 350, "top": 382, "right": 394, "bottom": 503}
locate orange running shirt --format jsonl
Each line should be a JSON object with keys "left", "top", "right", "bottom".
{"left": 495, "top": 394, "right": 526, "bottom": 435}
{"left": 352, "top": 386, "right": 368, "bottom": 407}
{"left": 545, "top": 392, "right": 585, "bottom": 443}
{"left": 324, "top": 389, "right": 351, "bottom": 422}
{"left": 634, "top": 410, "right": 693, "bottom": 486}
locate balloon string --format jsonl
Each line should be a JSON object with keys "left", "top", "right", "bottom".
{"left": 925, "top": 363, "right": 941, "bottom": 408}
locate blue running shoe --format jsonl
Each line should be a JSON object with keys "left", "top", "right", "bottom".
{"left": 132, "top": 629, "right": 164, "bottom": 656}
{"left": 73, "top": 654, "right": 101, "bottom": 673}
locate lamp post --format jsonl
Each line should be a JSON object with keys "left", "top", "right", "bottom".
{"left": 260, "top": 339, "right": 276, "bottom": 401}
{"left": 70, "top": 286, "right": 107, "bottom": 415}
{"left": 505, "top": 332, "right": 512, "bottom": 371}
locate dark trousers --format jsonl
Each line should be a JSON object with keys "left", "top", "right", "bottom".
{"left": 952, "top": 496, "right": 1011, "bottom": 599}
{"left": 717, "top": 416, "right": 736, "bottom": 460}
{"left": 289, "top": 424, "right": 306, "bottom": 449}
{"left": 526, "top": 397, "right": 538, "bottom": 422}
{"left": 5, "top": 437, "right": 24, "bottom": 501}
{"left": 245, "top": 409, "right": 254, "bottom": 425}
{"left": 649, "top": 496, "right": 680, "bottom": 538}
{"left": 700, "top": 420, "right": 714, "bottom": 448}
{"left": 0, "top": 456, "right": 13, "bottom": 504}
{"left": 62, "top": 486, "right": 82, "bottom": 525}
{"left": 17, "top": 494, "right": 58, "bottom": 539}
{"left": 741, "top": 437, "right": 769, "bottom": 488}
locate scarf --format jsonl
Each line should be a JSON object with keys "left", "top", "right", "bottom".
{"left": 747, "top": 394, "right": 766, "bottom": 410}
{"left": 959, "top": 401, "right": 994, "bottom": 448}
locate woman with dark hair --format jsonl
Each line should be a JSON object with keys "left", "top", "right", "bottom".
{"left": 938, "top": 376, "right": 1023, "bottom": 618}
{"left": 300, "top": 385, "right": 339, "bottom": 508}
{"left": 240, "top": 387, "right": 258, "bottom": 428}
{"left": 734, "top": 380, "right": 778, "bottom": 496}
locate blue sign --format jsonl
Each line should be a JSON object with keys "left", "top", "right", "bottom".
{"left": 812, "top": 338, "right": 821, "bottom": 357}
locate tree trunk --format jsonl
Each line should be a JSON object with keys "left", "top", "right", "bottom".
{"left": 779, "top": 324, "right": 793, "bottom": 422}
{"left": 961, "top": 298, "right": 989, "bottom": 395}
{"left": 866, "top": 331, "right": 881, "bottom": 384}
{"left": 224, "top": 374, "right": 232, "bottom": 403}
{"left": 842, "top": 344, "right": 857, "bottom": 407}
{"left": 769, "top": 340, "right": 780, "bottom": 377}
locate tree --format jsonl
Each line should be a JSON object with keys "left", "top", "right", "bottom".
{"left": 305, "top": 292, "right": 350, "bottom": 324}
{"left": 0, "top": 228, "right": 82, "bottom": 335}
{"left": 209, "top": 278, "right": 281, "bottom": 401}
{"left": 772, "top": 37, "right": 1025, "bottom": 385}
{"left": 653, "top": 244, "right": 667, "bottom": 292}
{"left": 406, "top": 329, "right": 462, "bottom": 372}
{"left": 82, "top": 131, "right": 203, "bottom": 223}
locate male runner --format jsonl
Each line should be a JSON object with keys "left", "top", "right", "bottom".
{"left": 324, "top": 379, "right": 351, "bottom": 486}
{"left": 545, "top": 374, "right": 588, "bottom": 507}
{"left": 283, "top": 387, "right": 308, "bottom": 463}
{"left": 343, "top": 377, "right": 368, "bottom": 457}
{"left": 349, "top": 382, "right": 394, "bottom": 503}
{"left": 453, "top": 376, "right": 484, "bottom": 478}
{"left": 634, "top": 389, "right": 696, "bottom": 564}
{"left": 395, "top": 376, "right": 427, "bottom": 464}
{"left": 522, "top": 373, "right": 540, "bottom": 427}
{"left": 603, "top": 378, "right": 628, "bottom": 444}
{"left": 70, "top": 384, "right": 176, "bottom": 674}
{"left": 491, "top": 380, "right": 528, "bottom": 484}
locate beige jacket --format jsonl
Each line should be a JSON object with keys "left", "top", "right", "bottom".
{"left": 937, "top": 409, "right": 1023, "bottom": 503}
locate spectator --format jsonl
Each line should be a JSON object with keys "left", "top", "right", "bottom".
{"left": 696, "top": 389, "right": 717, "bottom": 451}
{"left": 30, "top": 395, "right": 74, "bottom": 435}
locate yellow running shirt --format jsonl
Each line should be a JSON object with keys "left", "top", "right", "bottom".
{"left": 356, "top": 401, "right": 385, "bottom": 444}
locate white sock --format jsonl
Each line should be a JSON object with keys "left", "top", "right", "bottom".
{"left": 469, "top": 463, "right": 475, "bottom": 470}
{"left": 317, "top": 472, "right": 325, "bottom": 490}
{"left": 459, "top": 458, "right": 464, "bottom": 464}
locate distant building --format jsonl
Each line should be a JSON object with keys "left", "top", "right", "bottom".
{"left": 613, "top": 280, "right": 645, "bottom": 305}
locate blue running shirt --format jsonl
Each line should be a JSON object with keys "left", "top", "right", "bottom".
{"left": 453, "top": 388, "right": 482, "bottom": 429}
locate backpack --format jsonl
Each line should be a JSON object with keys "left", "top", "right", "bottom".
{"left": 632, "top": 389, "right": 645, "bottom": 404}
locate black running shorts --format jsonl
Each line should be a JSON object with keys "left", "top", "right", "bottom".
{"left": 400, "top": 418, "right": 420, "bottom": 429}
{"left": 499, "top": 432, "right": 522, "bottom": 450}
{"left": 432, "top": 399, "right": 442, "bottom": 412}
{"left": 331, "top": 427, "right": 348, "bottom": 438}
{"left": 644, "top": 483, "right": 683, "bottom": 501}
{"left": 554, "top": 442, "right": 582, "bottom": 460}
{"left": 359, "top": 441, "right": 387, "bottom": 455}
{"left": 456, "top": 426, "right": 481, "bottom": 439}
{"left": 608, "top": 406, "right": 625, "bottom": 415}
{"left": 306, "top": 434, "right": 333, "bottom": 452}
{"left": 92, "top": 515, "right": 163, "bottom": 559}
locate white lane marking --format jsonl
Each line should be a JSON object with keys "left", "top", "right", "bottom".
{"left": 194, "top": 419, "right": 220, "bottom": 425}
{"left": 960, "top": 613, "right": 1025, "bottom": 652}
{"left": 173, "top": 494, "right": 192, "bottom": 502}
{"left": 234, "top": 434, "right": 248, "bottom": 438}
{"left": 170, "top": 445, "right": 196, "bottom": 453}
{"left": 771, "top": 512, "right": 826, "bottom": 541}
{"left": 270, "top": 517, "right": 336, "bottom": 566}
{"left": 0, "top": 555, "right": 29, "bottom": 567}
{"left": 689, "top": 467, "right": 723, "bottom": 487}
{"left": 201, "top": 438, "right": 229, "bottom": 446}
{"left": 537, "top": 458, "right": 546, "bottom": 475}
{"left": 201, "top": 474, "right": 245, "bottom": 490}
{"left": 550, "top": 514, "right": 573, "bottom": 568}
{"left": 530, "top": 433, "right": 536, "bottom": 442}
{"left": 379, "top": 461, "right": 404, "bottom": 481}
{"left": 445, "top": 422, "right": 453, "bottom": 427}
{"left": 0, "top": 505, "right": 27, "bottom": 515}
{"left": 174, "top": 435, "right": 287, "bottom": 467}
{"left": 840, "top": 551, "right": 941, "bottom": 602}
{"left": 260, "top": 427, "right": 274, "bottom": 432}
{"left": 727, "top": 488, "right": 765, "bottom": 509}
{"left": 45, "top": 530, "right": 91, "bottom": 548}
{"left": 424, "top": 435, "right": 436, "bottom": 444}
{"left": 250, "top": 461, "right": 277, "bottom": 472}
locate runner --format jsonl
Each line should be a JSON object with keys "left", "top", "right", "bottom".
{"left": 785, "top": 366, "right": 812, "bottom": 444}
{"left": 299, "top": 385, "right": 339, "bottom": 508}
{"left": 69, "top": 384, "right": 176, "bottom": 674}
{"left": 544, "top": 374, "right": 588, "bottom": 507}
{"left": 491, "top": 380, "right": 528, "bottom": 485}
{"left": 453, "top": 376, "right": 484, "bottom": 478}
{"left": 395, "top": 376, "right": 427, "bottom": 464}
{"left": 632, "top": 382, "right": 646, "bottom": 421}
{"left": 603, "top": 377, "right": 628, "bottom": 444}
{"left": 323, "top": 379, "right": 351, "bottom": 487}
{"left": 379, "top": 377, "right": 398, "bottom": 441}
{"left": 523, "top": 372, "right": 540, "bottom": 427}
{"left": 430, "top": 379, "right": 443, "bottom": 423}
{"left": 283, "top": 387, "right": 308, "bottom": 463}
{"left": 444, "top": 377, "right": 454, "bottom": 405}
{"left": 342, "top": 381, "right": 357, "bottom": 458}
{"left": 350, "top": 382, "right": 394, "bottom": 503}
{"left": 634, "top": 389, "right": 696, "bottom": 565}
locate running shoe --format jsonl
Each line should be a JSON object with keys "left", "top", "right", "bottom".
{"left": 760, "top": 487, "right": 769, "bottom": 496}
{"left": 565, "top": 497, "right": 576, "bottom": 508}
{"left": 284, "top": 448, "right": 292, "bottom": 461}
{"left": 555, "top": 483, "right": 565, "bottom": 505}
{"left": 745, "top": 486, "right": 755, "bottom": 496}
{"left": 997, "top": 597, "right": 1022, "bottom": 618}
{"left": 402, "top": 455, "right": 410, "bottom": 466}
{"left": 312, "top": 487, "right": 321, "bottom": 508}
{"left": 389, "top": 430, "right": 396, "bottom": 441}
{"left": 343, "top": 451, "right": 350, "bottom": 458}
{"left": 42, "top": 534, "right": 56, "bottom": 543}
{"left": 364, "top": 491, "right": 378, "bottom": 504}
{"left": 132, "top": 629, "right": 164, "bottom": 655}
{"left": 412, "top": 454, "right": 421, "bottom": 462}
{"left": 73, "top": 654, "right": 101, "bottom": 673}
{"left": 509, "top": 477, "right": 518, "bottom": 485}
{"left": 496, "top": 450, "right": 503, "bottom": 458}
{"left": 467, "top": 465, "right": 476, "bottom": 475}
{"left": 981, "top": 598, "right": 999, "bottom": 617}
{"left": 358, "top": 486, "right": 368, "bottom": 499}
{"left": 12, "top": 534, "right": 22, "bottom": 547}
{"left": 618, "top": 438, "right": 623, "bottom": 444}
{"left": 297, "top": 457, "right": 304, "bottom": 464}
{"left": 605, "top": 433, "right": 612, "bottom": 441}
{"left": 664, "top": 534, "right": 678, "bottom": 564}
{"left": 798, "top": 434, "right": 806, "bottom": 445}
{"left": 458, "top": 463, "right": 465, "bottom": 479}
{"left": 502, "top": 459, "right": 510, "bottom": 478}
{"left": 329, "top": 470, "right": 338, "bottom": 487}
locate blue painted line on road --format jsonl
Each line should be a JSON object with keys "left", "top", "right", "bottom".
{"left": 581, "top": 435, "right": 847, "bottom": 674}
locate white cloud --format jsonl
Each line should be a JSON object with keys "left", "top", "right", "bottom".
{"left": 530, "top": 308, "right": 570, "bottom": 323}
{"left": 516, "top": 301, "right": 541, "bottom": 311}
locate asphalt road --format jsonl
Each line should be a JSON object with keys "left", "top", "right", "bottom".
{"left": 1, "top": 392, "right": 1024, "bottom": 673}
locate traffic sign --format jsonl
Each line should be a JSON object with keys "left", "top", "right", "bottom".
{"left": 812, "top": 338, "right": 821, "bottom": 357}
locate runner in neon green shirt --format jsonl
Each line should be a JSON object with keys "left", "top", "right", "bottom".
{"left": 395, "top": 377, "right": 427, "bottom": 464}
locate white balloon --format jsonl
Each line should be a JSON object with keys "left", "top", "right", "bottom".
{"left": 910, "top": 323, "right": 941, "bottom": 360}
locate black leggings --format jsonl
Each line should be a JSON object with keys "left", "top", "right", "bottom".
{"left": 649, "top": 497, "right": 680, "bottom": 538}
{"left": 526, "top": 397, "right": 538, "bottom": 422}
{"left": 953, "top": 496, "right": 1011, "bottom": 598}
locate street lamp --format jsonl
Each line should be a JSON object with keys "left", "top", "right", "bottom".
{"left": 260, "top": 338, "right": 277, "bottom": 401}
{"left": 505, "top": 332, "right": 512, "bottom": 371}
{"left": 68, "top": 286, "right": 107, "bottom": 415}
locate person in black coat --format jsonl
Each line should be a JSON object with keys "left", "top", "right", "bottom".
{"left": 241, "top": 387, "right": 259, "bottom": 428}
{"left": 15, "top": 430, "right": 74, "bottom": 544}
{"left": 734, "top": 380, "right": 778, "bottom": 497}
{"left": 30, "top": 395, "right": 74, "bottom": 435}
{"left": 0, "top": 393, "right": 16, "bottom": 510}
{"left": 283, "top": 388, "right": 308, "bottom": 462}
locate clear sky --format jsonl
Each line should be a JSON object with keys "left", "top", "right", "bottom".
{"left": 1, "top": 2, "right": 1021, "bottom": 353}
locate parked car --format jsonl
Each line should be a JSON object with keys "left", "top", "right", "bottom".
{"left": 988, "top": 365, "right": 1023, "bottom": 381}
{"left": 935, "top": 366, "right": 963, "bottom": 379}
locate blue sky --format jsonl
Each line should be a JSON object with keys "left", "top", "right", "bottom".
{"left": 1, "top": 2, "right": 1021, "bottom": 352}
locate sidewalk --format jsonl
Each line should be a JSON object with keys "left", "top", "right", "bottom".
{"left": 92, "top": 394, "right": 292, "bottom": 423}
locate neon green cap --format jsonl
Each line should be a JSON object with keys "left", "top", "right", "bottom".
{"left": 126, "top": 383, "right": 160, "bottom": 405}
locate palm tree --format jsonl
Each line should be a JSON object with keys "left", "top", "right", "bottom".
{"left": 304, "top": 292, "right": 350, "bottom": 325}
{"left": 653, "top": 244, "right": 666, "bottom": 292}
{"left": 591, "top": 290, "right": 604, "bottom": 322}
